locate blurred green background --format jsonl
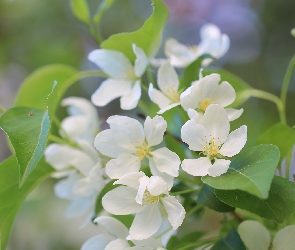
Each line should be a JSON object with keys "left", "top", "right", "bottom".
{"left": 1, "top": 0, "right": 295, "bottom": 249}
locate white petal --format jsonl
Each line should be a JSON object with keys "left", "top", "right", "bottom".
{"left": 147, "top": 176, "right": 169, "bottom": 196}
{"left": 180, "top": 85, "right": 200, "bottom": 111}
{"left": 81, "top": 234, "right": 116, "bottom": 250}
{"left": 198, "top": 73, "right": 220, "bottom": 99}
{"left": 201, "top": 104, "right": 230, "bottom": 144}
{"left": 181, "top": 158, "right": 212, "bottom": 176}
{"left": 162, "top": 196, "right": 185, "bottom": 229}
{"left": 219, "top": 125, "right": 247, "bottom": 157}
{"left": 133, "top": 44, "right": 149, "bottom": 77}
{"left": 62, "top": 97, "right": 97, "bottom": 118}
{"left": 149, "top": 158, "right": 175, "bottom": 187}
{"left": 150, "top": 148, "right": 180, "bottom": 177}
{"left": 105, "top": 239, "right": 130, "bottom": 250}
{"left": 91, "top": 79, "right": 132, "bottom": 107}
{"left": 66, "top": 196, "right": 93, "bottom": 218}
{"left": 181, "top": 120, "right": 208, "bottom": 151}
{"left": 144, "top": 115, "right": 167, "bottom": 147}
{"left": 102, "top": 186, "right": 142, "bottom": 215}
{"left": 94, "top": 216, "right": 129, "bottom": 239}
{"left": 157, "top": 61, "right": 179, "bottom": 94}
{"left": 148, "top": 83, "right": 172, "bottom": 109}
{"left": 106, "top": 153, "right": 141, "bottom": 179}
{"left": 129, "top": 205, "right": 162, "bottom": 240}
{"left": 54, "top": 172, "right": 80, "bottom": 199}
{"left": 120, "top": 80, "right": 142, "bottom": 110}
{"left": 132, "top": 238, "right": 163, "bottom": 248}
{"left": 157, "top": 102, "right": 180, "bottom": 114}
{"left": 88, "top": 49, "right": 133, "bottom": 79}
{"left": 114, "top": 171, "right": 145, "bottom": 188}
{"left": 238, "top": 220, "right": 270, "bottom": 250}
{"left": 208, "top": 159, "right": 231, "bottom": 177}
{"left": 226, "top": 108, "right": 244, "bottom": 122}
{"left": 165, "top": 38, "right": 196, "bottom": 68}
{"left": 210, "top": 81, "right": 236, "bottom": 107}
{"left": 136, "top": 176, "right": 150, "bottom": 205}
{"left": 273, "top": 225, "right": 295, "bottom": 250}
{"left": 150, "top": 57, "right": 167, "bottom": 67}
{"left": 187, "top": 109, "right": 203, "bottom": 124}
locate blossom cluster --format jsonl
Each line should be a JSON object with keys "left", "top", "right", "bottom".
{"left": 44, "top": 24, "right": 247, "bottom": 249}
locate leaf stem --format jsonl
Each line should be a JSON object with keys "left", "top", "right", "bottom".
{"left": 170, "top": 188, "right": 197, "bottom": 196}
{"left": 177, "top": 237, "right": 217, "bottom": 250}
{"left": 185, "top": 204, "right": 203, "bottom": 218}
{"left": 0, "top": 105, "right": 6, "bottom": 114}
{"left": 138, "top": 100, "right": 150, "bottom": 116}
{"left": 155, "top": 226, "right": 173, "bottom": 239}
{"left": 48, "top": 134, "right": 81, "bottom": 149}
{"left": 280, "top": 53, "right": 295, "bottom": 125}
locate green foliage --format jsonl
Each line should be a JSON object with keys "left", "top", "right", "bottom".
{"left": 211, "top": 228, "right": 246, "bottom": 250}
{"left": 0, "top": 156, "right": 53, "bottom": 250}
{"left": 93, "top": 0, "right": 115, "bottom": 25}
{"left": 0, "top": 108, "right": 50, "bottom": 186}
{"left": 197, "top": 184, "right": 235, "bottom": 212}
{"left": 203, "top": 144, "right": 280, "bottom": 199}
{"left": 203, "top": 69, "right": 252, "bottom": 108}
{"left": 165, "top": 133, "right": 186, "bottom": 161}
{"left": 257, "top": 123, "right": 295, "bottom": 164}
{"left": 166, "top": 231, "right": 205, "bottom": 250}
{"left": 70, "top": 0, "right": 90, "bottom": 24}
{"left": 95, "top": 180, "right": 116, "bottom": 216}
{"left": 101, "top": 0, "right": 168, "bottom": 61}
{"left": 215, "top": 176, "right": 295, "bottom": 223}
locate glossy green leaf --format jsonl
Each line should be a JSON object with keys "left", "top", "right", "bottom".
{"left": 211, "top": 228, "right": 246, "bottom": 250}
{"left": 0, "top": 156, "right": 53, "bottom": 250}
{"left": 70, "top": 0, "right": 90, "bottom": 24}
{"left": 0, "top": 107, "right": 50, "bottom": 186}
{"left": 215, "top": 176, "right": 295, "bottom": 223}
{"left": 101, "top": 0, "right": 168, "bottom": 61}
{"left": 14, "top": 64, "right": 78, "bottom": 109}
{"left": 257, "top": 123, "right": 295, "bottom": 164}
{"left": 166, "top": 231, "right": 205, "bottom": 250}
{"left": 203, "top": 69, "right": 252, "bottom": 108}
{"left": 197, "top": 184, "right": 235, "bottom": 212}
{"left": 202, "top": 144, "right": 280, "bottom": 199}
{"left": 93, "top": 0, "right": 115, "bottom": 24}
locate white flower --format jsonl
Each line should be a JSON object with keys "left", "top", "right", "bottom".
{"left": 81, "top": 216, "right": 165, "bottom": 250}
{"left": 149, "top": 61, "right": 181, "bottom": 114}
{"left": 94, "top": 115, "right": 180, "bottom": 186}
{"left": 152, "top": 23, "right": 229, "bottom": 68}
{"left": 102, "top": 172, "right": 185, "bottom": 240}
{"left": 181, "top": 104, "right": 247, "bottom": 177}
{"left": 88, "top": 44, "right": 149, "bottom": 110}
{"left": 180, "top": 73, "right": 243, "bottom": 122}
{"left": 60, "top": 97, "right": 99, "bottom": 143}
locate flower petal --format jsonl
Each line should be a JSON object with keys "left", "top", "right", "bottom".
{"left": 105, "top": 239, "right": 130, "bottom": 250}
{"left": 198, "top": 73, "right": 220, "bottom": 99}
{"left": 114, "top": 171, "right": 145, "bottom": 188}
{"left": 133, "top": 44, "right": 149, "bottom": 77}
{"left": 147, "top": 176, "right": 169, "bottom": 196}
{"left": 88, "top": 49, "right": 133, "bottom": 79}
{"left": 102, "top": 186, "right": 142, "bottom": 215}
{"left": 129, "top": 204, "right": 162, "bottom": 240}
{"left": 226, "top": 108, "right": 244, "bottom": 122}
{"left": 150, "top": 148, "right": 180, "bottom": 177}
{"left": 181, "top": 120, "right": 208, "bottom": 151}
{"left": 208, "top": 159, "right": 231, "bottom": 177}
{"left": 91, "top": 79, "right": 132, "bottom": 107}
{"left": 273, "top": 225, "right": 295, "bottom": 250}
{"left": 54, "top": 172, "right": 80, "bottom": 199}
{"left": 210, "top": 81, "right": 236, "bottom": 107}
{"left": 94, "top": 216, "right": 129, "bottom": 239}
{"left": 181, "top": 158, "right": 212, "bottom": 176}
{"left": 62, "top": 97, "right": 97, "bottom": 118}
{"left": 66, "top": 196, "right": 93, "bottom": 218}
{"left": 157, "top": 102, "right": 180, "bottom": 114}
{"left": 201, "top": 104, "right": 230, "bottom": 144}
{"left": 180, "top": 86, "right": 200, "bottom": 111}
{"left": 219, "top": 125, "right": 247, "bottom": 157}
{"left": 157, "top": 61, "right": 179, "bottom": 93}
{"left": 144, "top": 115, "right": 167, "bottom": 147}
{"left": 149, "top": 83, "right": 172, "bottom": 109}
{"left": 106, "top": 153, "right": 141, "bottom": 179}
{"left": 136, "top": 176, "right": 150, "bottom": 205}
{"left": 81, "top": 234, "right": 116, "bottom": 250}
{"left": 149, "top": 158, "right": 174, "bottom": 187}
{"left": 120, "top": 80, "right": 142, "bottom": 110}
{"left": 162, "top": 196, "right": 185, "bottom": 229}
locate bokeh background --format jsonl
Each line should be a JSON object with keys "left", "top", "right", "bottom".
{"left": 1, "top": 0, "right": 295, "bottom": 249}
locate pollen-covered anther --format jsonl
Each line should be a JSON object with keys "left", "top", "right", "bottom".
{"left": 135, "top": 141, "right": 150, "bottom": 160}
{"left": 142, "top": 190, "right": 162, "bottom": 206}
{"left": 165, "top": 86, "right": 180, "bottom": 103}
{"left": 199, "top": 98, "right": 214, "bottom": 112}
{"left": 203, "top": 139, "right": 220, "bottom": 157}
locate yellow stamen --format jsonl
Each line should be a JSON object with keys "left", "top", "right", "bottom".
{"left": 135, "top": 141, "right": 150, "bottom": 160}
{"left": 142, "top": 190, "right": 162, "bottom": 206}
{"left": 165, "top": 86, "right": 180, "bottom": 103}
{"left": 199, "top": 98, "right": 214, "bottom": 112}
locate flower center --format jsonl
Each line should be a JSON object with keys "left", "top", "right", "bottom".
{"left": 188, "top": 45, "right": 198, "bottom": 53}
{"left": 135, "top": 141, "right": 150, "bottom": 160}
{"left": 201, "top": 136, "right": 222, "bottom": 160}
{"left": 199, "top": 98, "right": 213, "bottom": 112}
{"left": 142, "top": 190, "right": 162, "bottom": 206}
{"left": 165, "top": 87, "right": 180, "bottom": 103}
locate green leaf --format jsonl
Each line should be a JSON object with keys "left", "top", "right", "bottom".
{"left": 14, "top": 64, "right": 78, "bottom": 110}
{"left": 93, "top": 0, "right": 115, "bottom": 24}
{"left": 211, "top": 228, "right": 246, "bottom": 250}
{"left": 0, "top": 108, "right": 50, "bottom": 186}
{"left": 165, "top": 133, "right": 186, "bottom": 161}
{"left": 197, "top": 184, "right": 235, "bottom": 212}
{"left": 257, "top": 123, "right": 295, "bottom": 164}
{"left": 70, "top": 0, "right": 90, "bottom": 24}
{"left": 166, "top": 231, "right": 205, "bottom": 250}
{"left": 215, "top": 176, "right": 295, "bottom": 223}
{"left": 0, "top": 156, "right": 53, "bottom": 250}
{"left": 203, "top": 69, "right": 252, "bottom": 108}
{"left": 95, "top": 180, "right": 116, "bottom": 215}
{"left": 202, "top": 144, "right": 280, "bottom": 199}
{"left": 101, "top": 0, "right": 168, "bottom": 61}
